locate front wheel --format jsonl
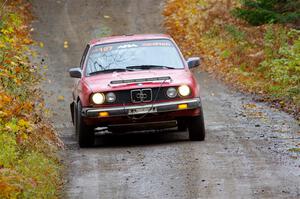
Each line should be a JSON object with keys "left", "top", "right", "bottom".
{"left": 187, "top": 108, "right": 205, "bottom": 141}
{"left": 75, "top": 102, "right": 94, "bottom": 147}
{"left": 177, "top": 119, "right": 187, "bottom": 131}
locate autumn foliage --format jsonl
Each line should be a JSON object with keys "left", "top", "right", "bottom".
{"left": 163, "top": 0, "right": 300, "bottom": 119}
{"left": 0, "top": 0, "right": 63, "bottom": 198}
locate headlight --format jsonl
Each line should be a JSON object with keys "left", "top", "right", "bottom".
{"left": 166, "top": 87, "right": 177, "bottom": 98}
{"left": 91, "top": 93, "right": 105, "bottom": 104}
{"left": 178, "top": 85, "right": 190, "bottom": 97}
{"left": 106, "top": 92, "right": 116, "bottom": 103}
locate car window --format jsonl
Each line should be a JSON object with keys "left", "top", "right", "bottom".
{"left": 85, "top": 39, "right": 184, "bottom": 75}
{"left": 80, "top": 45, "right": 90, "bottom": 69}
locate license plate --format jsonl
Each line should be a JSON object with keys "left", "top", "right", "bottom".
{"left": 128, "top": 107, "right": 157, "bottom": 115}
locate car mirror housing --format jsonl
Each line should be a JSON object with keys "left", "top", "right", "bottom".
{"left": 187, "top": 57, "right": 201, "bottom": 69}
{"left": 69, "top": 68, "right": 82, "bottom": 78}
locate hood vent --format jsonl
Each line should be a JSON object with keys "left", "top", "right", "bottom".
{"left": 110, "top": 76, "right": 171, "bottom": 85}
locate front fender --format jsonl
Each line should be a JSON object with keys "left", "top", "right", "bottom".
{"left": 78, "top": 79, "right": 93, "bottom": 107}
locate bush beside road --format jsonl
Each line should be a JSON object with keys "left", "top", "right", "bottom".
{"left": 163, "top": 0, "right": 300, "bottom": 119}
{"left": 0, "top": 1, "right": 62, "bottom": 198}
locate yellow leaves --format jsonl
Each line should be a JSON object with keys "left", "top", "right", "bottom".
{"left": 5, "top": 122, "right": 19, "bottom": 134}
{"left": 39, "top": 42, "right": 44, "bottom": 48}
{"left": 57, "top": 95, "right": 65, "bottom": 101}
{"left": 190, "top": 7, "right": 198, "bottom": 15}
{"left": 14, "top": 66, "right": 21, "bottom": 73}
{"left": 18, "top": 119, "right": 30, "bottom": 129}
{"left": 0, "top": 42, "right": 5, "bottom": 49}
{"left": 30, "top": 51, "right": 37, "bottom": 58}
{"left": 0, "top": 169, "right": 23, "bottom": 199}
{"left": 0, "top": 91, "right": 34, "bottom": 122}
{"left": 0, "top": 93, "right": 12, "bottom": 106}
{"left": 44, "top": 108, "right": 52, "bottom": 118}
{"left": 9, "top": 61, "right": 18, "bottom": 66}
{"left": 21, "top": 102, "right": 33, "bottom": 112}
{"left": 23, "top": 38, "right": 32, "bottom": 45}
{"left": 0, "top": 93, "right": 12, "bottom": 117}
{"left": 197, "top": 0, "right": 209, "bottom": 7}
{"left": 1, "top": 26, "right": 15, "bottom": 35}
{"left": 242, "top": 103, "right": 266, "bottom": 119}
{"left": 0, "top": 111, "right": 8, "bottom": 118}
{"left": 243, "top": 103, "right": 257, "bottom": 109}
{"left": 63, "top": 41, "right": 68, "bottom": 48}
{"left": 4, "top": 118, "right": 32, "bottom": 142}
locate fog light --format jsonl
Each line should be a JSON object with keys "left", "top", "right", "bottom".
{"left": 99, "top": 112, "right": 109, "bottom": 117}
{"left": 178, "top": 104, "right": 188, "bottom": 110}
{"left": 166, "top": 87, "right": 177, "bottom": 98}
{"left": 106, "top": 92, "right": 116, "bottom": 103}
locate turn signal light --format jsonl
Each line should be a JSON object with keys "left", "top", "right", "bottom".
{"left": 178, "top": 104, "right": 188, "bottom": 110}
{"left": 99, "top": 112, "right": 109, "bottom": 117}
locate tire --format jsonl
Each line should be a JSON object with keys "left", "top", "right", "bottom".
{"left": 73, "top": 102, "right": 77, "bottom": 127}
{"left": 187, "top": 108, "right": 205, "bottom": 141}
{"left": 75, "top": 101, "right": 94, "bottom": 147}
{"left": 177, "top": 119, "right": 187, "bottom": 131}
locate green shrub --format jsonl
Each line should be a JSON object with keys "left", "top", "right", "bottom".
{"left": 0, "top": 132, "right": 18, "bottom": 168}
{"left": 260, "top": 29, "right": 300, "bottom": 100}
{"left": 16, "top": 152, "right": 61, "bottom": 198}
{"left": 224, "top": 24, "right": 246, "bottom": 41}
{"left": 232, "top": 0, "right": 300, "bottom": 26}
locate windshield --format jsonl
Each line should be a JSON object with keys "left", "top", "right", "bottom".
{"left": 85, "top": 39, "right": 184, "bottom": 75}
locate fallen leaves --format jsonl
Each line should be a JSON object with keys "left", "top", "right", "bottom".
{"left": 288, "top": 148, "right": 300, "bottom": 153}
{"left": 57, "top": 95, "right": 64, "bottom": 101}
{"left": 243, "top": 103, "right": 257, "bottom": 109}
{"left": 242, "top": 103, "right": 266, "bottom": 119}
{"left": 63, "top": 41, "right": 68, "bottom": 48}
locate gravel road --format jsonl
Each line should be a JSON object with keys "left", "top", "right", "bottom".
{"left": 31, "top": 0, "right": 300, "bottom": 198}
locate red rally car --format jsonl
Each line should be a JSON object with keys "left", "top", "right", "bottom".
{"left": 69, "top": 34, "right": 205, "bottom": 147}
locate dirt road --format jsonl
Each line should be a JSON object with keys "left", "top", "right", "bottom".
{"left": 31, "top": 0, "right": 299, "bottom": 198}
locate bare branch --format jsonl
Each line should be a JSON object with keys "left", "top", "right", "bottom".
{"left": 0, "top": 0, "right": 9, "bottom": 17}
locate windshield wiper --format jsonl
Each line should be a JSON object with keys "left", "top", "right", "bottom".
{"left": 126, "top": 65, "right": 176, "bottom": 70}
{"left": 89, "top": 68, "right": 127, "bottom": 75}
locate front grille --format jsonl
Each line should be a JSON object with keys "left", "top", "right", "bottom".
{"left": 106, "top": 87, "right": 175, "bottom": 105}
{"left": 131, "top": 89, "right": 152, "bottom": 103}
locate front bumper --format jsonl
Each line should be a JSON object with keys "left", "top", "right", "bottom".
{"left": 82, "top": 98, "right": 201, "bottom": 118}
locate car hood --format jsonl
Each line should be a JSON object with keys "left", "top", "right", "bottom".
{"left": 84, "top": 69, "right": 193, "bottom": 92}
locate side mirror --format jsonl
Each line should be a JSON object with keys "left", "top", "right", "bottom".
{"left": 187, "top": 57, "right": 201, "bottom": 69}
{"left": 69, "top": 68, "right": 82, "bottom": 78}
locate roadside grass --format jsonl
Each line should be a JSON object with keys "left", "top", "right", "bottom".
{"left": 0, "top": 0, "right": 63, "bottom": 198}
{"left": 163, "top": 0, "right": 300, "bottom": 120}
{"left": 288, "top": 148, "right": 300, "bottom": 153}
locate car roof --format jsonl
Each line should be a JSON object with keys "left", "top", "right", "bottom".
{"left": 88, "top": 34, "right": 173, "bottom": 46}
